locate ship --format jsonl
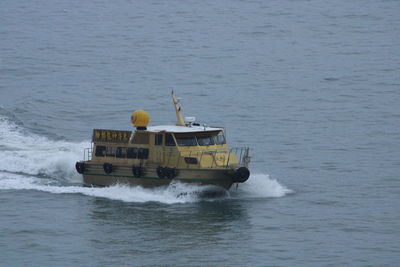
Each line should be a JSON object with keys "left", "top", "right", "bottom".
{"left": 75, "top": 91, "right": 250, "bottom": 190}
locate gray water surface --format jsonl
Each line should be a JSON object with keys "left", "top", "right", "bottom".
{"left": 1, "top": 0, "right": 399, "bottom": 266}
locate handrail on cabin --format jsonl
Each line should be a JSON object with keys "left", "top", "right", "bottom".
{"left": 83, "top": 146, "right": 250, "bottom": 168}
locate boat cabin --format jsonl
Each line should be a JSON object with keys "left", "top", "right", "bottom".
{"left": 87, "top": 125, "right": 244, "bottom": 169}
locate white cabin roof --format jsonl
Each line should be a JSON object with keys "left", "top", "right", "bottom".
{"left": 146, "top": 125, "right": 223, "bottom": 133}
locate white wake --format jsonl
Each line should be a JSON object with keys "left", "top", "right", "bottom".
{"left": 0, "top": 173, "right": 224, "bottom": 204}
{"left": 0, "top": 116, "right": 88, "bottom": 181}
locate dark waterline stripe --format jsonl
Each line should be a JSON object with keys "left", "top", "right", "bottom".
{"left": 84, "top": 173, "right": 229, "bottom": 181}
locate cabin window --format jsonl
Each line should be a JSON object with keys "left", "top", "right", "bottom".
{"left": 138, "top": 148, "right": 149, "bottom": 159}
{"left": 175, "top": 133, "right": 197, "bottom": 146}
{"left": 197, "top": 136, "right": 214, "bottom": 146}
{"left": 106, "top": 146, "right": 116, "bottom": 157}
{"left": 116, "top": 147, "right": 127, "bottom": 158}
{"left": 127, "top": 147, "right": 138, "bottom": 159}
{"left": 165, "top": 133, "right": 176, "bottom": 146}
{"left": 131, "top": 132, "right": 149, "bottom": 144}
{"left": 95, "top": 146, "right": 106, "bottom": 157}
{"left": 155, "top": 134, "right": 163, "bottom": 146}
{"left": 184, "top": 157, "right": 198, "bottom": 164}
{"left": 196, "top": 132, "right": 215, "bottom": 146}
{"left": 215, "top": 132, "right": 226, "bottom": 145}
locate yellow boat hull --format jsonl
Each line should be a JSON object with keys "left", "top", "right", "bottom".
{"left": 80, "top": 162, "right": 239, "bottom": 190}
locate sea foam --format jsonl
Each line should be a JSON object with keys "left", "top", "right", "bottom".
{"left": 235, "top": 173, "right": 293, "bottom": 198}
{"left": 0, "top": 116, "right": 88, "bottom": 181}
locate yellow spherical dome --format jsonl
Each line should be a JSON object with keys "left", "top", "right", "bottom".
{"left": 131, "top": 110, "right": 150, "bottom": 128}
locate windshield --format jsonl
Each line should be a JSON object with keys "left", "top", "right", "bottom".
{"left": 214, "top": 131, "right": 226, "bottom": 145}
{"left": 172, "top": 131, "right": 225, "bottom": 147}
{"left": 195, "top": 132, "right": 216, "bottom": 146}
{"left": 174, "top": 133, "right": 197, "bottom": 146}
{"left": 165, "top": 133, "right": 176, "bottom": 146}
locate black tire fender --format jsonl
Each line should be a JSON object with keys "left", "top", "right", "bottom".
{"left": 103, "top": 163, "right": 113, "bottom": 174}
{"left": 75, "top": 162, "right": 85, "bottom": 174}
{"left": 132, "top": 165, "right": 142, "bottom": 178}
{"left": 233, "top": 167, "right": 250, "bottom": 183}
{"left": 156, "top": 166, "right": 165, "bottom": 178}
{"left": 165, "top": 167, "right": 177, "bottom": 179}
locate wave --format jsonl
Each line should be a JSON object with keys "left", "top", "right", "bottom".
{"left": 0, "top": 171, "right": 293, "bottom": 204}
{"left": 0, "top": 173, "right": 208, "bottom": 204}
{"left": 0, "top": 172, "right": 291, "bottom": 204}
{"left": 234, "top": 173, "right": 293, "bottom": 198}
{"left": 0, "top": 116, "right": 88, "bottom": 181}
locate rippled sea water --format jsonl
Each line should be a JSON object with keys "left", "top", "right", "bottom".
{"left": 1, "top": 0, "right": 399, "bottom": 266}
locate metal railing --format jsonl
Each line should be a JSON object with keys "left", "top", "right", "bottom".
{"left": 84, "top": 147, "right": 93, "bottom": 161}
{"left": 229, "top": 147, "right": 251, "bottom": 166}
{"left": 83, "top": 146, "right": 250, "bottom": 169}
{"left": 159, "top": 147, "right": 250, "bottom": 169}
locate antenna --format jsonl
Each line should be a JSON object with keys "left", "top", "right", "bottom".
{"left": 171, "top": 91, "right": 185, "bottom": 126}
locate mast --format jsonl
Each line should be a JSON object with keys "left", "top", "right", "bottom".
{"left": 171, "top": 91, "right": 185, "bottom": 126}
